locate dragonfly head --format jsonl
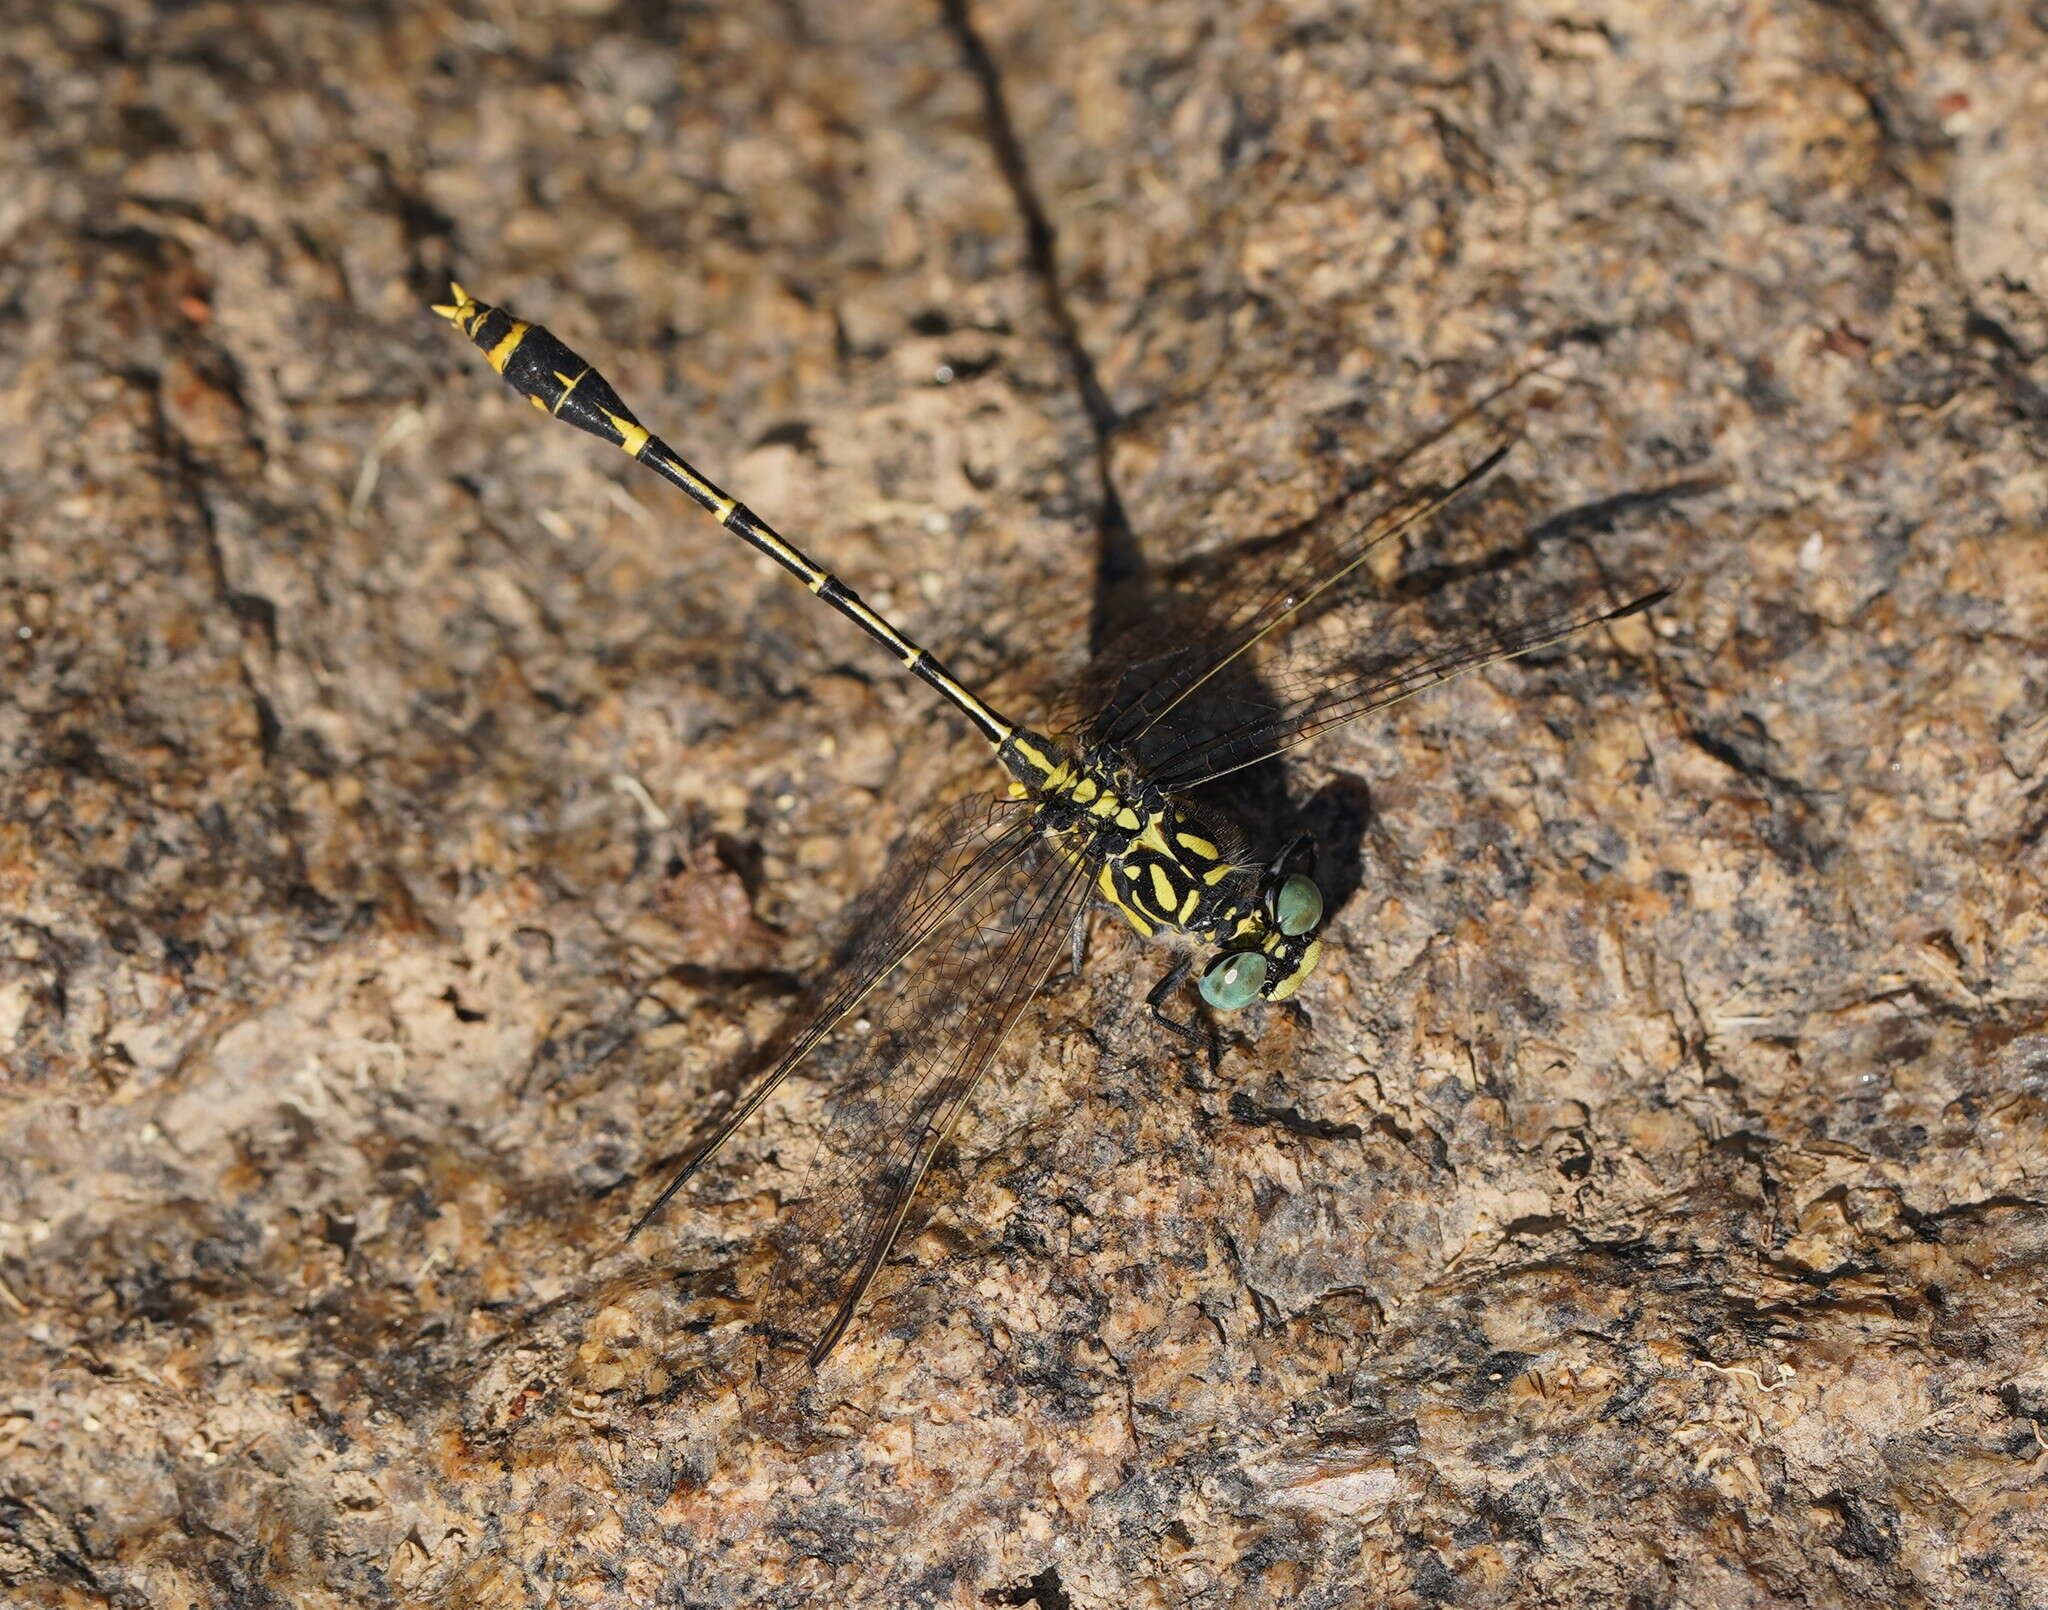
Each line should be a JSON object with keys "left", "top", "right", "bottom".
{"left": 1198, "top": 850, "right": 1325, "bottom": 1010}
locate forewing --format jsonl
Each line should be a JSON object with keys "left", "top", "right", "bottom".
{"left": 1060, "top": 395, "right": 1522, "bottom": 774}
{"left": 1053, "top": 381, "right": 1678, "bottom": 791}
{"left": 1150, "top": 564, "right": 1670, "bottom": 790}
{"left": 628, "top": 789, "right": 1038, "bottom": 1236}
{"left": 743, "top": 826, "right": 1091, "bottom": 1391}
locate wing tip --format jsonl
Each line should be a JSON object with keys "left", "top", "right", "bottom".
{"left": 624, "top": 1161, "right": 706, "bottom": 1242}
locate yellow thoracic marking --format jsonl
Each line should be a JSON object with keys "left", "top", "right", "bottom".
{"left": 1088, "top": 794, "right": 1123, "bottom": 819}
{"left": 1148, "top": 864, "right": 1177, "bottom": 912}
{"left": 1115, "top": 807, "right": 1141, "bottom": 830}
{"left": 604, "top": 411, "right": 650, "bottom": 458}
{"left": 1177, "top": 887, "right": 1199, "bottom": 924}
{"left": 1134, "top": 818, "right": 1172, "bottom": 858}
{"left": 486, "top": 319, "right": 529, "bottom": 374}
{"left": 1203, "top": 863, "right": 1233, "bottom": 885}
{"left": 1176, "top": 832, "right": 1220, "bottom": 859}
{"left": 1232, "top": 913, "right": 1260, "bottom": 939}
{"left": 1097, "top": 866, "right": 1153, "bottom": 935}
{"left": 1071, "top": 777, "right": 1098, "bottom": 804}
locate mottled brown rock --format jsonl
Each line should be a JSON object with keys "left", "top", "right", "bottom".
{"left": 2, "top": 1, "right": 2044, "bottom": 1606}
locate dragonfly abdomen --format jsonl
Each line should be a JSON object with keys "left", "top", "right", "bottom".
{"left": 435, "top": 284, "right": 1017, "bottom": 749}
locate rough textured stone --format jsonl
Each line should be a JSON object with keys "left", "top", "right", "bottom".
{"left": 2, "top": 1, "right": 2044, "bottom": 1606}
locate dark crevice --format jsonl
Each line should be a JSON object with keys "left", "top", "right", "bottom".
{"left": 1228, "top": 1090, "right": 1364, "bottom": 1142}
{"left": 938, "top": 0, "right": 1143, "bottom": 644}
{"left": 1963, "top": 308, "right": 2048, "bottom": 431}
{"left": 986, "top": 1565, "right": 1074, "bottom": 1609}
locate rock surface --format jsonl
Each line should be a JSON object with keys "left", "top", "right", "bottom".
{"left": 2, "top": 1, "right": 2044, "bottom": 1606}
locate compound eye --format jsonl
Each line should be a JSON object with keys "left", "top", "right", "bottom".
{"left": 1273, "top": 873, "right": 1323, "bottom": 937}
{"left": 1199, "top": 950, "right": 1269, "bottom": 1010}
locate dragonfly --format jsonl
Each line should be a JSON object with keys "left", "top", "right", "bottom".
{"left": 435, "top": 284, "right": 1668, "bottom": 1386}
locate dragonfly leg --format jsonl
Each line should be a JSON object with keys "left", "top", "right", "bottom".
{"left": 1146, "top": 954, "right": 1216, "bottom": 1060}
{"left": 1067, "top": 898, "right": 1092, "bottom": 979}
{"left": 1038, "top": 899, "right": 1098, "bottom": 996}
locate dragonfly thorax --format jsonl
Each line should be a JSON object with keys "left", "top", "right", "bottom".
{"left": 998, "top": 728, "right": 1324, "bottom": 1007}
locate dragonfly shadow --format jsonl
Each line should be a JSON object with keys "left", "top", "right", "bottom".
{"left": 1389, "top": 474, "right": 1720, "bottom": 609}
{"left": 1066, "top": 416, "right": 1706, "bottom": 1036}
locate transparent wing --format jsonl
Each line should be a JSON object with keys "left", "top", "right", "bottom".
{"left": 627, "top": 789, "right": 1039, "bottom": 1237}
{"left": 1150, "top": 573, "right": 1671, "bottom": 790}
{"left": 1058, "top": 390, "right": 1680, "bottom": 792}
{"left": 742, "top": 829, "right": 1092, "bottom": 1389}
{"left": 1057, "top": 391, "right": 1528, "bottom": 777}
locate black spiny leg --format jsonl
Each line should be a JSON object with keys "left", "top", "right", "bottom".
{"left": 1265, "top": 831, "right": 1315, "bottom": 881}
{"left": 1146, "top": 954, "right": 1219, "bottom": 1068}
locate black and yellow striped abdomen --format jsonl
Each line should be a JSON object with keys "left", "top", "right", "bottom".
{"left": 435, "top": 285, "right": 1015, "bottom": 750}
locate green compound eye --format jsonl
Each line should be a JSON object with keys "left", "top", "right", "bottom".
{"left": 1274, "top": 873, "right": 1323, "bottom": 937}
{"left": 1200, "top": 950, "right": 1270, "bottom": 1010}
